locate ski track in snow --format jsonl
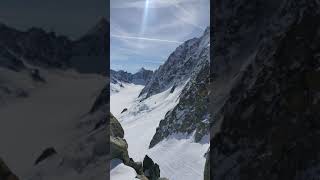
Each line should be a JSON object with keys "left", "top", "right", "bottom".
{"left": 0, "top": 69, "right": 105, "bottom": 178}
{"left": 110, "top": 82, "right": 209, "bottom": 180}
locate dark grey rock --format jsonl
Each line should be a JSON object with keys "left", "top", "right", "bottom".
{"left": 143, "top": 155, "right": 161, "bottom": 180}
{"left": 210, "top": 0, "right": 320, "bottom": 179}
{"left": 0, "top": 158, "right": 19, "bottom": 180}
{"left": 34, "top": 147, "right": 57, "bottom": 165}
{"left": 121, "top": 108, "right": 128, "bottom": 113}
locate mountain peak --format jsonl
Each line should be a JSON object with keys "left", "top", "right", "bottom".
{"left": 137, "top": 67, "right": 152, "bottom": 73}
{"left": 86, "top": 17, "right": 109, "bottom": 36}
{"left": 139, "top": 67, "right": 146, "bottom": 71}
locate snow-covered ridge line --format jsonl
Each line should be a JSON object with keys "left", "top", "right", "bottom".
{"left": 139, "top": 26, "right": 210, "bottom": 99}
{"left": 111, "top": 68, "right": 153, "bottom": 86}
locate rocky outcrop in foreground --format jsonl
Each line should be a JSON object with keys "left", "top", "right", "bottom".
{"left": 110, "top": 113, "right": 167, "bottom": 180}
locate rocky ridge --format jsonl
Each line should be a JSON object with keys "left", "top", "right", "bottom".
{"left": 139, "top": 27, "right": 210, "bottom": 99}
{"left": 111, "top": 68, "right": 153, "bottom": 85}
{"left": 0, "top": 18, "right": 109, "bottom": 73}
{"left": 149, "top": 27, "right": 210, "bottom": 148}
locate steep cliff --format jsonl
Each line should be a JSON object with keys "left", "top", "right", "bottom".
{"left": 210, "top": 0, "right": 320, "bottom": 179}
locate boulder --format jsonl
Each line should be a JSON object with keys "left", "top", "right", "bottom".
{"left": 143, "top": 155, "right": 160, "bottom": 180}
{"left": 121, "top": 108, "right": 128, "bottom": 113}
{"left": 34, "top": 147, "right": 57, "bottom": 165}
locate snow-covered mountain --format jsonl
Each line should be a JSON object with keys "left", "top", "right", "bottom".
{"left": 111, "top": 27, "right": 210, "bottom": 180}
{"left": 139, "top": 27, "right": 209, "bottom": 99}
{"left": 111, "top": 68, "right": 153, "bottom": 85}
{"left": 71, "top": 18, "right": 109, "bottom": 74}
{"left": 0, "top": 20, "right": 108, "bottom": 180}
{"left": 0, "top": 23, "right": 72, "bottom": 69}
{"left": 0, "top": 19, "right": 109, "bottom": 74}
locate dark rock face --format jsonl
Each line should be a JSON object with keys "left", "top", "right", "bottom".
{"left": 0, "top": 45, "right": 26, "bottom": 72}
{"left": 34, "top": 147, "right": 57, "bottom": 165}
{"left": 142, "top": 155, "right": 160, "bottom": 180}
{"left": 121, "top": 108, "right": 128, "bottom": 114}
{"left": 110, "top": 113, "right": 143, "bottom": 175}
{"left": 210, "top": 0, "right": 320, "bottom": 179}
{"left": 0, "top": 24, "right": 72, "bottom": 69}
{"left": 90, "top": 84, "right": 109, "bottom": 113}
{"left": 72, "top": 18, "right": 108, "bottom": 57}
{"left": 110, "top": 113, "right": 124, "bottom": 138}
{"left": 0, "top": 158, "right": 19, "bottom": 180}
{"left": 204, "top": 152, "right": 210, "bottom": 180}
{"left": 30, "top": 69, "right": 45, "bottom": 82}
{"left": 71, "top": 18, "right": 109, "bottom": 74}
{"left": 0, "top": 19, "right": 109, "bottom": 74}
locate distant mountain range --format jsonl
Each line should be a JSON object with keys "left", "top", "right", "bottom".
{"left": 111, "top": 68, "right": 153, "bottom": 85}
{"left": 0, "top": 18, "right": 109, "bottom": 74}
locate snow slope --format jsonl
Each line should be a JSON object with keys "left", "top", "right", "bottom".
{"left": 110, "top": 159, "right": 136, "bottom": 180}
{"left": 148, "top": 135, "right": 209, "bottom": 180}
{"left": 110, "top": 82, "right": 144, "bottom": 117}
{"left": 0, "top": 68, "right": 105, "bottom": 178}
{"left": 110, "top": 80, "right": 209, "bottom": 180}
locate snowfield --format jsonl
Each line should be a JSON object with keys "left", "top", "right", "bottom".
{"left": 110, "top": 81, "right": 209, "bottom": 180}
{"left": 110, "top": 82, "right": 144, "bottom": 117}
{"left": 0, "top": 68, "right": 105, "bottom": 178}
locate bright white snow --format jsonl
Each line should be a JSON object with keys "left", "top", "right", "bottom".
{"left": 110, "top": 82, "right": 144, "bottom": 117}
{"left": 110, "top": 81, "right": 209, "bottom": 180}
{"left": 110, "top": 159, "right": 137, "bottom": 180}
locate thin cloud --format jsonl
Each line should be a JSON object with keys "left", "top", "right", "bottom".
{"left": 111, "top": 0, "right": 198, "bottom": 9}
{"left": 110, "top": 0, "right": 209, "bottom": 71}
{"left": 111, "top": 34, "right": 183, "bottom": 44}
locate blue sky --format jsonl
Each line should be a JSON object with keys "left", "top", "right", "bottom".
{"left": 111, "top": 0, "right": 210, "bottom": 73}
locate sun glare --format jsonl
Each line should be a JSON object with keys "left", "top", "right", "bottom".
{"left": 140, "top": 0, "right": 150, "bottom": 35}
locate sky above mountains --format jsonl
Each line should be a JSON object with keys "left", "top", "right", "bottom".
{"left": 0, "top": 0, "right": 108, "bottom": 39}
{"left": 111, "top": 0, "right": 210, "bottom": 73}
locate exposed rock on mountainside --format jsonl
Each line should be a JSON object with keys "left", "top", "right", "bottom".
{"left": 149, "top": 27, "right": 210, "bottom": 148}
{"left": 0, "top": 45, "right": 26, "bottom": 71}
{"left": 71, "top": 18, "right": 109, "bottom": 74}
{"left": 0, "top": 158, "right": 19, "bottom": 180}
{"left": 139, "top": 27, "right": 209, "bottom": 99}
{"left": 204, "top": 152, "right": 210, "bottom": 180}
{"left": 142, "top": 155, "right": 160, "bottom": 180}
{"left": 73, "top": 18, "right": 109, "bottom": 57}
{"left": 34, "top": 147, "right": 57, "bottom": 165}
{"left": 0, "top": 24, "right": 72, "bottom": 69}
{"left": 111, "top": 68, "right": 153, "bottom": 85}
{"left": 210, "top": 0, "right": 320, "bottom": 179}
{"left": 90, "top": 83, "right": 109, "bottom": 114}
